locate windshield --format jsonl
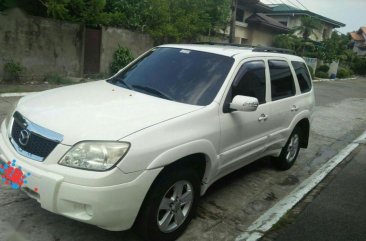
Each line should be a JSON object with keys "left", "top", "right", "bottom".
{"left": 107, "top": 47, "right": 234, "bottom": 106}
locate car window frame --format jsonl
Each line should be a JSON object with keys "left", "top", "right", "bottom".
{"left": 291, "top": 61, "right": 313, "bottom": 94}
{"left": 267, "top": 58, "right": 299, "bottom": 102}
{"left": 221, "top": 57, "right": 271, "bottom": 113}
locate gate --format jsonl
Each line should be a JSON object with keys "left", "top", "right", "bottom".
{"left": 83, "top": 28, "right": 102, "bottom": 75}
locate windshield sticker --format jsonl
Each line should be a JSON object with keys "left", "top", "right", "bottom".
{"left": 180, "top": 49, "right": 191, "bottom": 54}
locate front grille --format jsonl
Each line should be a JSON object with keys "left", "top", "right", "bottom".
{"left": 10, "top": 112, "right": 63, "bottom": 161}
{"left": 11, "top": 121, "right": 58, "bottom": 159}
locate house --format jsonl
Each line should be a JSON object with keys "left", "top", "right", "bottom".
{"left": 349, "top": 27, "right": 366, "bottom": 56}
{"left": 265, "top": 4, "right": 345, "bottom": 41}
{"left": 228, "top": 0, "right": 290, "bottom": 46}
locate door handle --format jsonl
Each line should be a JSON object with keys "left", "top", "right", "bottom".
{"left": 258, "top": 114, "right": 268, "bottom": 121}
{"left": 291, "top": 105, "right": 299, "bottom": 112}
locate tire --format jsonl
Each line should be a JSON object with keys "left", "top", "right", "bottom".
{"left": 274, "top": 127, "right": 302, "bottom": 170}
{"left": 134, "top": 167, "right": 200, "bottom": 241}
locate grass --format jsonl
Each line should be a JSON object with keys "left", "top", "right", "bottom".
{"left": 270, "top": 212, "right": 296, "bottom": 231}
{"left": 0, "top": 83, "right": 69, "bottom": 94}
{"left": 44, "top": 74, "right": 74, "bottom": 85}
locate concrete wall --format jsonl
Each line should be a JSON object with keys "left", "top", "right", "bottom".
{"left": 250, "top": 28, "right": 274, "bottom": 46}
{"left": 100, "top": 27, "right": 154, "bottom": 74}
{"left": 303, "top": 57, "right": 317, "bottom": 74}
{"left": 0, "top": 8, "right": 154, "bottom": 80}
{"left": 0, "top": 8, "right": 84, "bottom": 80}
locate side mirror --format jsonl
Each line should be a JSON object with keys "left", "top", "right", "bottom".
{"left": 229, "top": 95, "right": 259, "bottom": 112}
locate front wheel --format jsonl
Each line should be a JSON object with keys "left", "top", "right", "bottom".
{"left": 274, "top": 128, "right": 301, "bottom": 170}
{"left": 134, "top": 168, "right": 200, "bottom": 241}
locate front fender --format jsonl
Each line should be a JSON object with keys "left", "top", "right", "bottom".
{"left": 146, "top": 139, "right": 219, "bottom": 181}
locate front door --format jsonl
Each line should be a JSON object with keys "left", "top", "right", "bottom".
{"left": 218, "top": 59, "right": 272, "bottom": 172}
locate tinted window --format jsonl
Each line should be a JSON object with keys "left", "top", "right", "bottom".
{"left": 232, "top": 61, "right": 266, "bottom": 104}
{"left": 269, "top": 60, "right": 295, "bottom": 100}
{"left": 108, "top": 47, "right": 234, "bottom": 106}
{"left": 292, "top": 61, "right": 312, "bottom": 93}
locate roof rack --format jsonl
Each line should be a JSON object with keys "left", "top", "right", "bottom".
{"left": 253, "top": 46, "right": 295, "bottom": 55}
{"left": 193, "top": 42, "right": 255, "bottom": 48}
{"left": 193, "top": 42, "right": 295, "bottom": 55}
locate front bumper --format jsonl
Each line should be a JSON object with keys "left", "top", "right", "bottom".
{"left": 0, "top": 121, "right": 162, "bottom": 231}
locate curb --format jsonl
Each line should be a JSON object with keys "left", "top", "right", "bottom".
{"left": 0, "top": 92, "right": 36, "bottom": 98}
{"left": 235, "top": 130, "right": 366, "bottom": 241}
{"left": 313, "top": 77, "right": 357, "bottom": 82}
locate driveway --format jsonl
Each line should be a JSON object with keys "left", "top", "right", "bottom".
{"left": 0, "top": 78, "right": 366, "bottom": 241}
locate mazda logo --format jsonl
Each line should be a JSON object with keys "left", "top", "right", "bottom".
{"left": 19, "top": 129, "right": 31, "bottom": 146}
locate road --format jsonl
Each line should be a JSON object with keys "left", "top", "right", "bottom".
{"left": 0, "top": 78, "right": 365, "bottom": 241}
{"left": 269, "top": 144, "right": 366, "bottom": 241}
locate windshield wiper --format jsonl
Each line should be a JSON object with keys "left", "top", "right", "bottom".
{"left": 111, "top": 78, "right": 134, "bottom": 90}
{"left": 132, "top": 85, "right": 173, "bottom": 101}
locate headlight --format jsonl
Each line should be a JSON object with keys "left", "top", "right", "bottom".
{"left": 58, "top": 141, "right": 130, "bottom": 171}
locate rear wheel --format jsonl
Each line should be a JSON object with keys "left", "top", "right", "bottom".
{"left": 274, "top": 128, "right": 301, "bottom": 170}
{"left": 135, "top": 168, "right": 200, "bottom": 241}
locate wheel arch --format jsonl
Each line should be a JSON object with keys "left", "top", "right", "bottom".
{"left": 146, "top": 140, "right": 217, "bottom": 183}
{"left": 295, "top": 118, "right": 310, "bottom": 148}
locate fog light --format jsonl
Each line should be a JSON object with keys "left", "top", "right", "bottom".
{"left": 85, "top": 204, "right": 93, "bottom": 216}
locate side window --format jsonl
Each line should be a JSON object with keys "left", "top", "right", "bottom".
{"left": 292, "top": 61, "right": 312, "bottom": 93}
{"left": 269, "top": 60, "right": 295, "bottom": 101}
{"left": 232, "top": 60, "right": 266, "bottom": 104}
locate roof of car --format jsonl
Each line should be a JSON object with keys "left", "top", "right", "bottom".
{"left": 159, "top": 44, "right": 304, "bottom": 62}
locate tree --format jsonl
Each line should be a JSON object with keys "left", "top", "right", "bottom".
{"left": 273, "top": 34, "right": 302, "bottom": 52}
{"left": 0, "top": 0, "right": 18, "bottom": 12}
{"left": 205, "top": 0, "right": 231, "bottom": 37}
{"left": 293, "top": 16, "right": 322, "bottom": 40}
{"left": 39, "top": 0, "right": 108, "bottom": 26}
{"left": 229, "top": 0, "right": 237, "bottom": 43}
{"left": 4, "top": 0, "right": 231, "bottom": 43}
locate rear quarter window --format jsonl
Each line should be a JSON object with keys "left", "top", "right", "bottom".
{"left": 269, "top": 60, "right": 296, "bottom": 101}
{"left": 292, "top": 61, "right": 312, "bottom": 93}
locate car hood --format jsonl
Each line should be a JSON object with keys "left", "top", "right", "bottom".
{"left": 16, "top": 81, "right": 202, "bottom": 145}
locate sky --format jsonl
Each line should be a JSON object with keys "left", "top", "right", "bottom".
{"left": 260, "top": 0, "right": 365, "bottom": 34}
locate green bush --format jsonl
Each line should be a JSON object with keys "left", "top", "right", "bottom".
{"left": 337, "top": 67, "right": 352, "bottom": 79}
{"left": 317, "top": 65, "right": 330, "bottom": 73}
{"left": 109, "top": 47, "right": 134, "bottom": 75}
{"left": 3, "top": 60, "right": 25, "bottom": 82}
{"left": 351, "top": 57, "right": 366, "bottom": 75}
{"left": 315, "top": 71, "right": 329, "bottom": 79}
{"left": 44, "top": 74, "right": 73, "bottom": 85}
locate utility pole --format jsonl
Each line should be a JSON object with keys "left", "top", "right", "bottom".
{"left": 229, "top": 0, "right": 237, "bottom": 43}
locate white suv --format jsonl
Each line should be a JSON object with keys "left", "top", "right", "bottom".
{"left": 0, "top": 44, "right": 314, "bottom": 241}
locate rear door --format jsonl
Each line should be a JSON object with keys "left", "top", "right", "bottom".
{"left": 265, "top": 58, "right": 300, "bottom": 151}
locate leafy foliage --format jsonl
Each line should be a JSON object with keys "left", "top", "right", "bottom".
{"left": 3, "top": 60, "right": 25, "bottom": 82}
{"left": 274, "top": 32, "right": 356, "bottom": 64}
{"left": 337, "top": 67, "right": 353, "bottom": 79}
{"left": 292, "top": 16, "right": 322, "bottom": 40}
{"left": 4, "top": 0, "right": 230, "bottom": 43}
{"left": 320, "top": 32, "right": 350, "bottom": 63}
{"left": 317, "top": 65, "right": 330, "bottom": 72}
{"left": 351, "top": 57, "right": 366, "bottom": 75}
{"left": 0, "top": 0, "right": 17, "bottom": 11}
{"left": 109, "top": 47, "right": 134, "bottom": 75}
{"left": 315, "top": 71, "right": 329, "bottom": 79}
